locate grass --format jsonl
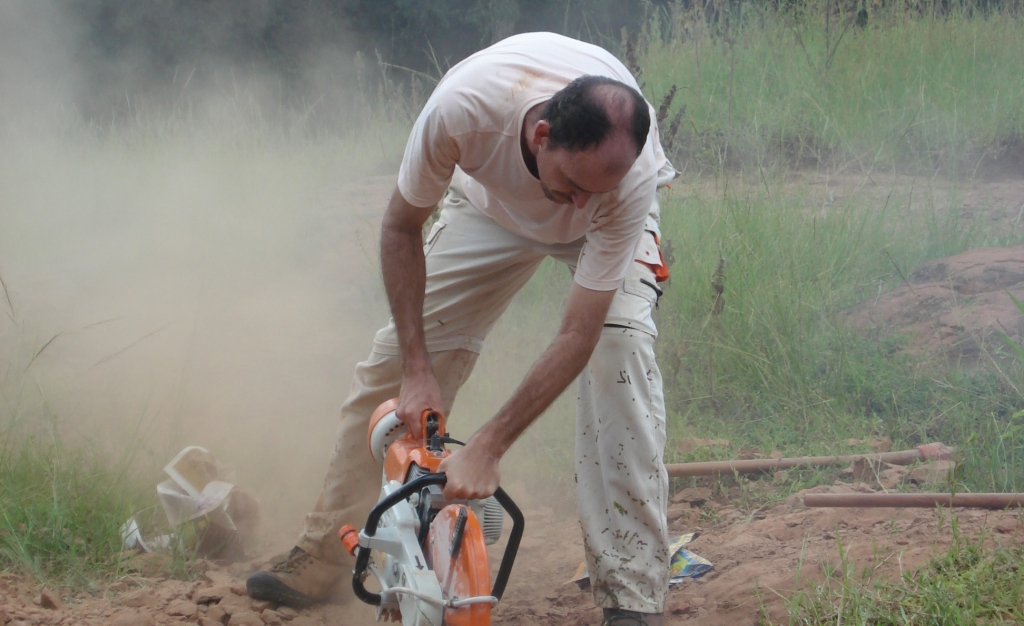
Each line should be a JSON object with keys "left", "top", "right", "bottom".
{"left": 654, "top": 175, "right": 1024, "bottom": 487}
{"left": 770, "top": 517, "right": 1024, "bottom": 624}
{"left": 639, "top": 0, "right": 1024, "bottom": 174}
{"left": 0, "top": 285, "right": 162, "bottom": 586}
{"left": 0, "top": 435, "right": 141, "bottom": 587}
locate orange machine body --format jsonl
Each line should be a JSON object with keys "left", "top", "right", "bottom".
{"left": 427, "top": 505, "right": 491, "bottom": 626}
{"left": 352, "top": 400, "right": 491, "bottom": 625}
{"left": 367, "top": 401, "right": 451, "bottom": 481}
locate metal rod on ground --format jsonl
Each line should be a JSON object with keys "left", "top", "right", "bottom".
{"left": 803, "top": 492, "right": 1024, "bottom": 509}
{"left": 665, "top": 442, "right": 953, "bottom": 478}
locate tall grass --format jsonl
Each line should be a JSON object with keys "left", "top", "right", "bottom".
{"left": 654, "top": 176, "right": 1024, "bottom": 489}
{"left": 639, "top": 1, "right": 1024, "bottom": 173}
{"left": 0, "top": 285, "right": 155, "bottom": 586}
{"left": 597, "top": 0, "right": 1024, "bottom": 494}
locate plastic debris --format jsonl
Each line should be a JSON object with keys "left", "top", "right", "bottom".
{"left": 119, "top": 517, "right": 150, "bottom": 552}
{"left": 156, "top": 446, "right": 260, "bottom": 560}
{"left": 668, "top": 532, "right": 713, "bottom": 583}
{"left": 566, "top": 532, "right": 713, "bottom": 590}
{"left": 120, "top": 446, "right": 259, "bottom": 561}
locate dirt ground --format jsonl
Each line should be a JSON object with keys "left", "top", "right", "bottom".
{"left": 2, "top": 486, "right": 1022, "bottom": 626}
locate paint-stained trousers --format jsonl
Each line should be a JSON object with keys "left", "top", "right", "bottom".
{"left": 297, "top": 181, "right": 670, "bottom": 613}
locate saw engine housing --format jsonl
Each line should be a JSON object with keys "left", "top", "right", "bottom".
{"left": 339, "top": 400, "right": 524, "bottom": 626}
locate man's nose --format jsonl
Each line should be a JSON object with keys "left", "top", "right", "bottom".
{"left": 572, "top": 191, "right": 592, "bottom": 209}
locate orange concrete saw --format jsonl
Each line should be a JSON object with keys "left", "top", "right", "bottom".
{"left": 338, "top": 399, "right": 524, "bottom": 626}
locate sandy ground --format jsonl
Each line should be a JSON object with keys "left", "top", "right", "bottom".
{"left": 2, "top": 485, "right": 1021, "bottom": 626}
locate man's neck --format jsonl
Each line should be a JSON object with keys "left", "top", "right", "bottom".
{"left": 520, "top": 103, "right": 545, "bottom": 179}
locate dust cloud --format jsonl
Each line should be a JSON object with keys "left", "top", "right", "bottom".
{"left": 0, "top": 2, "right": 575, "bottom": 544}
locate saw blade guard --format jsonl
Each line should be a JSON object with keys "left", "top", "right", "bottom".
{"left": 426, "top": 504, "right": 491, "bottom": 626}
{"left": 349, "top": 473, "right": 524, "bottom": 616}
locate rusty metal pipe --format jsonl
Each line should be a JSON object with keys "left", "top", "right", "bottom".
{"left": 803, "top": 492, "right": 1024, "bottom": 509}
{"left": 665, "top": 442, "right": 952, "bottom": 478}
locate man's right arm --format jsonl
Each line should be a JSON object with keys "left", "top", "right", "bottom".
{"left": 380, "top": 186, "right": 443, "bottom": 435}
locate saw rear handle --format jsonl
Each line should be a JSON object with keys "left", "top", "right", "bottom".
{"left": 344, "top": 472, "right": 524, "bottom": 607}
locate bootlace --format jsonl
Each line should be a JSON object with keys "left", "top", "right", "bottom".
{"left": 270, "top": 547, "right": 313, "bottom": 574}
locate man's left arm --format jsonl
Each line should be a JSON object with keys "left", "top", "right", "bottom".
{"left": 438, "top": 282, "right": 616, "bottom": 500}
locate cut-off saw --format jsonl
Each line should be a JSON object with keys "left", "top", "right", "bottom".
{"left": 338, "top": 399, "right": 524, "bottom": 626}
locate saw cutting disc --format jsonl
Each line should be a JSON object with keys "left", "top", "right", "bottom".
{"left": 426, "top": 504, "right": 491, "bottom": 626}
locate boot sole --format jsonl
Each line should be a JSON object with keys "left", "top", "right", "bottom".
{"left": 246, "top": 571, "right": 322, "bottom": 607}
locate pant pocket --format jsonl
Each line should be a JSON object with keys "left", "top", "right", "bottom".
{"left": 422, "top": 218, "right": 447, "bottom": 255}
{"left": 621, "top": 261, "right": 661, "bottom": 307}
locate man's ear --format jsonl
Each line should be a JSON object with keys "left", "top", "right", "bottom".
{"left": 530, "top": 119, "right": 551, "bottom": 149}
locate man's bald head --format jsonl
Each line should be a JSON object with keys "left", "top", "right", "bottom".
{"left": 541, "top": 75, "right": 650, "bottom": 157}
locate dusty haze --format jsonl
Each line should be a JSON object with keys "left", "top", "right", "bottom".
{"left": 0, "top": 2, "right": 575, "bottom": 543}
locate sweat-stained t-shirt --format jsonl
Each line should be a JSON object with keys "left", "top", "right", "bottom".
{"left": 396, "top": 32, "right": 675, "bottom": 292}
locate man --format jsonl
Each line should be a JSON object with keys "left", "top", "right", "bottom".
{"left": 248, "top": 32, "right": 676, "bottom": 626}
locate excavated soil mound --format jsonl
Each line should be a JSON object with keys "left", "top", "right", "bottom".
{"left": 844, "top": 245, "right": 1024, "bottom": 362}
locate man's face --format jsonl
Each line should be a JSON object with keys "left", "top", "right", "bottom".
{"left": 534, "top": 132, "right": 636, "bottom": 209}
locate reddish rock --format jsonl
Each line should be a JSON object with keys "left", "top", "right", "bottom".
{"left": 207, "top": 604, "right": 228, "bottom": 624}
{"left": 260, "top": 609, "right": 283, "bottom": 625}
{"left": 38, "top": 589, "right": 63, "bottom": 611}
{"left": 995, "top": 518, "right": 1018, "bottom": 534}
{"left": 110, "top": 610, "right": 155, "bottom": 626}
{"left": 219, "top": 593, "right": 251, "bottom": 616}
{"left": 228, "top": 610, "right": 265, "bottom": 626}
{"left": 869, "top": 437, "right": 893, "bottom": 453}
{"left": 117, "top": 590, "right": 161, "bottom": 610}
{"left": 166, "top": 599, "right": 198, "bottom": 617}
{"left": 194, "top": 585, "right": 233, "bottom": 604}
{"left": 250, "top": 600, "right": 275, "bottom": 613}
{"left": 275, "top": 606, "right": 297, "bottom": 620}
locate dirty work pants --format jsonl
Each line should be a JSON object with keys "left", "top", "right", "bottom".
{"left": 297, "top": 183, "right": 670, "bottom": 613}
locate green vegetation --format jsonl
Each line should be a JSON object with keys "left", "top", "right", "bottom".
{"left": 655, "top": 178, "right": 1024, "bottom": 491}
{"left": 641, "top": 1, "right": 1024, "bottom": 173}
{"left": 0, "top": 290, "right": 155, "bottom": 585}
{"left": 0, "top": 434, "right": 138, "bottom": 587}
{"left": 772, "top": 520, "right": 1024, "bottom": 624}
{"left": 630, "top": 1, "right": 1024, "bottom": 493}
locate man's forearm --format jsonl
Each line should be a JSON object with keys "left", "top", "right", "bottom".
{"left": 475, "top": 329, "right": 595, "bottom": 454}
{"left": 380, "top": 190, "right": 434, "bottom": 376}
{"left": 470, "top": 285, "right": 615, "bottom": 457}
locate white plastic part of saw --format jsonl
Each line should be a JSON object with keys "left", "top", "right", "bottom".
{"left": 357, "top": 479, "right": 444, "bottom": 626}
{"left": 343, "top": 402, "right": 525, "bottom": 626}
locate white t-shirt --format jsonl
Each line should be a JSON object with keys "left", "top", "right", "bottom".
{"left": 397, "top": 32, "right": 673, "bottom": 291}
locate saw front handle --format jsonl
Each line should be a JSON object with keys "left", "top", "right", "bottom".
{"left": 341, "top": 472, "right": 524, "bottom": 607}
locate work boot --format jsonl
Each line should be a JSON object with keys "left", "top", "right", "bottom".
{"left": 601, "top": 608, "right": 664, "bottom": 626}
{"left": 246, "top": 547, "right": 343, "bottom": 606}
